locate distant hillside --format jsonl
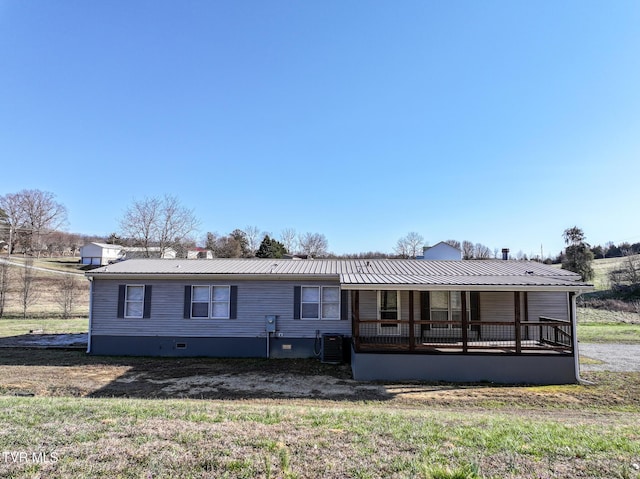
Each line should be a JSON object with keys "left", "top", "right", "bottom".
{"left": 590, "top": 254, "right": 640, "bottom": 291}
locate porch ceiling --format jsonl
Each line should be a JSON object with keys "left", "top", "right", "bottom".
{"left": 339, "top": 274, "right": 593, "bottom": 292}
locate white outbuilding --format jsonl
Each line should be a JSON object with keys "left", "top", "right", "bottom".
{"left": 80, "top": 242, "right": 123, "bottom": 266}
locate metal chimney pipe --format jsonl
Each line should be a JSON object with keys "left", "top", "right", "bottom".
{"left": 501, "top": 248, "right": 509, "bottom": 260}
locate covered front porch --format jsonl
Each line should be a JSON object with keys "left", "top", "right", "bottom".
{"left": 347, "top": 287, "right": 580, "bottom": 383}
{"left": 348, "top": 288, "right": 577, "bottom": 355}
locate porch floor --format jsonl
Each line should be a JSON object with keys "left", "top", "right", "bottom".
{"left": 356, "top": 338, "right": 572, "bottom": 354}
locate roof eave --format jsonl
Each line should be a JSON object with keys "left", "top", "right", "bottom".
{"left": 85, "top": 272, "right": 341, "bottom": 282}
{"left": 340, "top": 283, "right": 594, "bottom": 293}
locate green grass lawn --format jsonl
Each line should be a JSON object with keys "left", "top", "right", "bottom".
{"left": 0, "top": 396, "right": 638, "bottom": 479}
{"left": 578, "top": 322, "right": 640, "bottom": 344}
{"left": 577, "top": 307, "right": 640, "bottom": 343}
{"left": 0, "top": 318, "right": 88, "bottom": 337}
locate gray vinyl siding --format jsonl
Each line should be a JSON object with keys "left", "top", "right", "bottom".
{"left": 479, "top": 292, "right": 515, "bottom": 322}
{"left": 356, "top": 290, "right": 422, "bottom": 337}
{"left": 527, "top": 292, "right": 569, "bottom": 322}
{"left": 476, "top": 291, "right": 569, "bottom": 341}
{"left": 91, "top": 279, "right": 350, "bottom": 339}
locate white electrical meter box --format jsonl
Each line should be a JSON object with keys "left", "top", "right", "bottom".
{"left": 265, "top": 315, "right": 277, "bottom": 332}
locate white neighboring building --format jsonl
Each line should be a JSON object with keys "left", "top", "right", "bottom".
{"left": 122, "top": 247, "right": 177, "bottom": 259}
{"left": 187, "top": 248, "right": 213, "bottom": 259}
{"left": 80, "top": 242, "right": 123, "bottom": 266}
{"left": 420, "top": 242, "right": 463, "bottom": 260}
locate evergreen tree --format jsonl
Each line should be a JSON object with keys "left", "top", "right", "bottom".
{"left": 255, "top": 235, "right": 287, "bottom": 258}
{"left": 230, "top": 229, "right": 251, "bottom": 257}
{"left": 561, "top": 226, "right": 594, "bottom": 281}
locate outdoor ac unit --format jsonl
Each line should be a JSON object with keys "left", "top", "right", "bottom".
{"left": 321, "top": 334, "right": 343, "bottom": 364}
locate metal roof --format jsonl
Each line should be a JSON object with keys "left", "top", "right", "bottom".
{"left": 86, "top": 258, "right": 592, "bottom": 291}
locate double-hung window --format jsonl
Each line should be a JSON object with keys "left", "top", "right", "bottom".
{"left": 190, "top": 285, "right": 231, "bottom": 319}
{"left": 118, "top": 284, "right": 151, "bottom": 319}
{"left": 378, "top": 290, "right": 400, "bottom": 334}
{"left": 124, "top": 285, "right": 145, "bottom": 318}
{"left": 300, "top": 286, "right": 340, "bottom": 320}
{"left": 430, "top": 291, "right": 470, "bottom": 329}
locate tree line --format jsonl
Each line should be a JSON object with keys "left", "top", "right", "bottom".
{"left": 0, "top": 189, "right": 551, "bottom": 261}
{"left": 2, "top": 189, "right": 637, "bottom": 267}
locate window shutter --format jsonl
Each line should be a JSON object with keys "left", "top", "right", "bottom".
{"left": 183, "top": 286, "right": 192, "bottom": 319}
{"left": 117, "top": 285, "right": 126, "bottom": 318}
{"left": 293, "top": 286, "right": 301, "bottom": 319}
{"left": 340, "top": 289, "right": 349, "bottom": 320}
{"left": 420, "top": 291, "right": 430, "bottom": 331}
{"left": 143, "top": 285, "right": 152, "bottom": 318}
{"left": 470, "top": 292, "right": 479, "bottom": 321}
{"left": 229, "top": 285, "right": 238, "bottom": 319}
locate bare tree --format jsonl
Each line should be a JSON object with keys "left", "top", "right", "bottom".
{"left": 120, "top": 195, "right": 199, "bottom": 257}
{"left": 279, "top": 228, "right": 298, "bottom": 254}
{"left": 474, "top": 243, "right": 492, "bottom": 259}
{"left": 0, "top": 193, "right": 24, "bottom": 254}
{"left": 462, "top": 240, "right": 474, "bottom": 260}
{"left": 394, "top": 237, "right": 410, "bottom": 258}
{"left": 0, "top": 190, "right": 68, "bottom": 256}
{"left": 19, "top": 258, "right": 39, "bottom": 319}
{"left": 1, "top": 191, "right": 68, "bottom": 255}
{"left": 0, "top": 260, "right": 9, "bottom": 318}
{"left": 157, "top": 196, "right": 200, "bottom": 257}
{"left": 298, "top": 232, "right": 328, "bottom": 258}
{"left": 610, "top": 254, "right": 640, "bottom": 288}
{"left": 243, "top": 226, "right": 262, "bottom": 256}
{"left": 0, "top": 207, "right": 9, "bottom": 248}
{"left": 57, "top": 274, "right": 77, "bottom": 319}
{"left": 405, "top": 232, "right": 424, "bottom": 258}
{"left": 394, "top": 232, "right": 424, "bottom": 259}
{"left": 120, "top": 197, "right": 159, "bottom": 256}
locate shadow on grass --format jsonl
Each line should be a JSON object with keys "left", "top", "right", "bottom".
{"left": 0, "top": 347, "right": 398, "bottom": 402}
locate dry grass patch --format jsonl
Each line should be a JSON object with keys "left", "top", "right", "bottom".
{"left": 0, "top": 261, "right": 89, "bottom": 318}
{"left": 1, "top": 350, "right": 640, "bottom": 412}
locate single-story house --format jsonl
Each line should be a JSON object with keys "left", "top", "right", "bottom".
{"left": 85, "top": 258, "right": 593, "bottom": 384}
{"left": 80, "top": 242, "right": 123, "bottom": 266}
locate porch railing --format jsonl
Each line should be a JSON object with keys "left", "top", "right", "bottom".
{"left": 353, "top": 317, "right": 573, "bottom": 354}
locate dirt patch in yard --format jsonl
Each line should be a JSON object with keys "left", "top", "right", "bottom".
{"left": 1, "top": 349, "right": 640, "bottom": 412}
{"left": 0, "top": 350, "right": 387, "bottom": 401}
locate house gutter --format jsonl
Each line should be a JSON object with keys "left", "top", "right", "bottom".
{"left": 86, "top": 276, "right": 93, "bottom": 354}
{"left": 572, "top": 290, "right": 592, "bottom": 385}
{"left": 341, "top": 284, "right": 594, "bottom": 293}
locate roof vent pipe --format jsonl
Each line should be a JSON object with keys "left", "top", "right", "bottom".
{"left": 501, "top": 248, "right": 509, "bottom": 260}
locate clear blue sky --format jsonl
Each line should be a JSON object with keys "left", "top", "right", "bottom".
{"left": 1, "top": 1, "right": 639, "bottom": 258}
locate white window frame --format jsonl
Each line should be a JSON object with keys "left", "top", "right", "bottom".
{"left": 124, "top": 285, "right": 145, "bottom": 319}
{"left": 430, "top": 291, "right": 471, "bottom": 329}
{"left": 211, "top": 285, "right": 231, "bottom": 319}
{"left": 300, "top": 286, "right": 341, "bottom": 321}
{"left": 377, "top": 290, "right": 401, "bottom": 335}
{"left": 190, "top": 285, "right": 231, "bottom": 319}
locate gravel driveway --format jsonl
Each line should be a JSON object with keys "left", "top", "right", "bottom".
{"left": 579, "top": 343, "right": 640, "bottom": 372}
